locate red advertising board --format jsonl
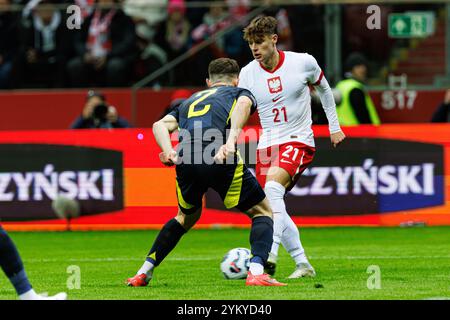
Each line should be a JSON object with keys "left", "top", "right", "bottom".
{"left": 0, "top": 88, "right": 446, "bottom": 131}
{"left": 369, "top": 89, "right": 445, "bottom": 123}
{"left": 1, "top": 125, "right": 449, "bottom": 231}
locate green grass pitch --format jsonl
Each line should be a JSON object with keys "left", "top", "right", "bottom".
{"left": 0, "top": 227, "right": 449, "bottom": 300}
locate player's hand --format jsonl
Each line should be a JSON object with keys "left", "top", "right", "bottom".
{"left": 330, "top": 130, "right": 346, "bottom": 148}
{"left": 444, "top": 89, "right": 450, "bottom": 104}
{"left": 214, "top": 143, "right": 236, "bottom": 163}
{"left": 82, "top": 102, "right": 95, "bottom": 119}
{"left": 214, "top": 145, "right": 227, "bottom": 163}
{"left": 159, "top": 150, "right": 178, "bottom": 166}
{"left": 225, "top": 141, "right": 236, "bottom": 156}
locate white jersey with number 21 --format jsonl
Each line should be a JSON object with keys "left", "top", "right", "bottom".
{"left": 238, "top": 50, "right": 340, "bottom": 149}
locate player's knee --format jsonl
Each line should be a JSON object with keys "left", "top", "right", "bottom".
{"left": 246, "top": 198, "right": 273, "bottom": 219}
{"left": 265, "top": 167, "right": 292, "bottom": 189}
{"left": 264, "top": 182, "right": 289, "bottom": 216}
{"left": 264, "top": 180, "right": 286, "bottom": 200}
{"left": 175, "top": 207, "right": 201, "bottom": 230}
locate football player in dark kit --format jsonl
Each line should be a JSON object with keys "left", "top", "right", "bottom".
{"left": 127, "top": 58, "right": 286, "bottom": 287}
{"left": 0, "top": 226, "right": 67, "bottom": 300}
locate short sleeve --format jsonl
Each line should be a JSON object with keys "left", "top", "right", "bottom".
{"left": 238, "top": 88, "right": 258, "bottom": 114}
{"left": 167, "top": 104, "right": 180, "bottom": 121}
{"left": 304, "top": 54, "right": 324, "bottom": 85}
{"left": 238, "top": 68, "right": 250, "bottom": 90}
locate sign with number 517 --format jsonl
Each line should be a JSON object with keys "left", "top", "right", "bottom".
{"left": 381, "top": 90, "right": 417, "bottom": 110}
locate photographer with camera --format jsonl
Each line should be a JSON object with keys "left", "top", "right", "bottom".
{"left": 70, "top": 90, "right": 131, "bottom": 129}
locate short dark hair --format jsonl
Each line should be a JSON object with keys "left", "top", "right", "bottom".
{"left": 243, "top": 16, "right": 278, "bottom": 43}
{"left": 344, "top": 52, "right": 368, "bottom": 72}
{"left": 208, "top": 58, "right": 240, "bottom": 83}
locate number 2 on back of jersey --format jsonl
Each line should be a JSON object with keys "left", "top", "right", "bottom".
{"left": 273, "top": 106, "right": 288, "bottom": 123}
{"left": 188, "top": 88, "right": 217, "bottom": 118}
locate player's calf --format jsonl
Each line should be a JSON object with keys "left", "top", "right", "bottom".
{"left": 245, "top": 198, "right": 286, "bottom": 286}
{"left": 127, "top": 208, "right": 201, "bottom": 287}
{"left": 0, "top": 227, "right": 67, "bottom": 300}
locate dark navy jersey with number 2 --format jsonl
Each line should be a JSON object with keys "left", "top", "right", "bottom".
{"left": 168, "top": 85, "right": 257, "bottom": 160}
{"left": 166, "top": 85, "right": 264, "bottom": 215}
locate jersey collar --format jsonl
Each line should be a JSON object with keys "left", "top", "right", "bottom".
{"left": 259, "top": 50, "right": 285, "bottom": 74}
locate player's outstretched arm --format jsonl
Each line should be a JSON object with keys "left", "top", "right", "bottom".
{"left": 214, "top": 96, "right": 253, "bottom": 162}
{"left": 153, "top": 114, "right": 179, "bottom": 166}
{"left": 314, "top": 76, "right": 346, "bottom": 148}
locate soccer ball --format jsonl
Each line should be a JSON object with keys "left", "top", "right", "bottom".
{"left": 220, "top": 248, "right": 251, "bottom": 279}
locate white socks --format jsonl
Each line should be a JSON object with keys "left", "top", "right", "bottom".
{"left": 265, "top": 181, "right": 309, "bottom": 267}
{"left": 137, "top": 261, "right": 154, "bottom": 280}
{"left": 249, "top": 262, "right": 264, "bottom": 275}
{"left": 19, "top": 289, "right": 67, "bottom": 300}
{"left": 269, "top": 211, "right": 283, "bottom": 262}
{"left": 281, "top": 210, "right": 309, "bottom": 266}
{"left": 19, "top": 289, "right": 39, "bottom": 300}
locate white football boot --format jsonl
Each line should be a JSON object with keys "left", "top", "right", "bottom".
{"left": 287, "top": 262, "right": 316, "bottom": 279}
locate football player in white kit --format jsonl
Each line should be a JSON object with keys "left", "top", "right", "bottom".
{"left": 239, "top": 16, "right": 346, "bottom": 278}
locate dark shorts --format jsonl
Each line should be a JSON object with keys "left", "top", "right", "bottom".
{"left": 175, "top": 156, "right": 266, "bottom": 214}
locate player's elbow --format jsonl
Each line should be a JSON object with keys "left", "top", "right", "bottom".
{"left": 152, "top": 120, "right": 164, "bottom": 134}
{"left": 240, "top": 104, "right": 252, "bottom": 119}
{"left": 236, "top": 101, "right": 251, "bottom": 116}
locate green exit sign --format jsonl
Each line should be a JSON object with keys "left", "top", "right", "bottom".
{"left": 389, "top": 12, "right": 435, "bottom": 38}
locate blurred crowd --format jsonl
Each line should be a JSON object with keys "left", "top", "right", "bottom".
{"left": 0, "top": 0, "right": 298, "bottom": 89}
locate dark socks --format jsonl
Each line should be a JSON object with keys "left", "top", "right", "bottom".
{"left": 146, "top": 219, "right": 187, "bottom": 267}
{"left": 249, "top": 216, "right": 274, "bottom": 265}
{"left": 0, "top": 228, "right": 32, "bottom": 295}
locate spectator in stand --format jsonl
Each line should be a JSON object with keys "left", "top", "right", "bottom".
{"left": 165, "top": 0, "right": 190, "bottom": 58}
{"left": 123, "top": 0, "right": 169, "bottom": 86}
{"left": 0, "top": 0, "right": 18, "bottom": 89}
{"left": 71, "top": 90, "right": 131, "bottom": 129}
{"left": 220, "top": 0, "right": 248, "bottom": 65}
{"left": 226, "top": 0, "right": 249, "bottom": 21}
{"left": 188, "top": 0, "right": 248, "bottom": 81}
{"left": 188, "top": 0, "right": 231, "bottom": 85}
{"left": 431, "top": 89, "right": 450, "bottom": 123}
{"left": 67, "top": 0, "right": 137, "bottom": 87}
{"left": 134, "top": 22, "right": 168, "bottom": 86}
{"left": 163, "top": 0, "right": 190, "bottom": 85}
{"left": 15, "top": 0, "right": 70, "bottom": 88}
{"left": 191, "top": 0, "right": 230, "bottom": 56}
{"left": 123, "top": 0, "right": 167, "bottom": 27}
{"left": 263, "top": 3, "right": 293, "bottom": 51}
{"left": 74, "top": 0, "right": 95, "bottom": 22}
{"left": 184, "top": 0, "right": 207, "bottom": 28}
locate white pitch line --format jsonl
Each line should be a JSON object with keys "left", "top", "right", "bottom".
{"left": 310, "top": 255, "right": 450, "bottom": 260}
{"left": 23, "top": 255, "right": 450, "bottom": 264}
{"left": 24, "top": 257, "right": 219, "bottom": 263}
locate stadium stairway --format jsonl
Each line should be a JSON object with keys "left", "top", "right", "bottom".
{"left": 385, "top": 11, "right": 446, "bottom": 85}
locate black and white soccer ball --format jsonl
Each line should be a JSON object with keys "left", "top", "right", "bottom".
{"left": 220, "top": 248, "right": 251, "bottom": 279}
